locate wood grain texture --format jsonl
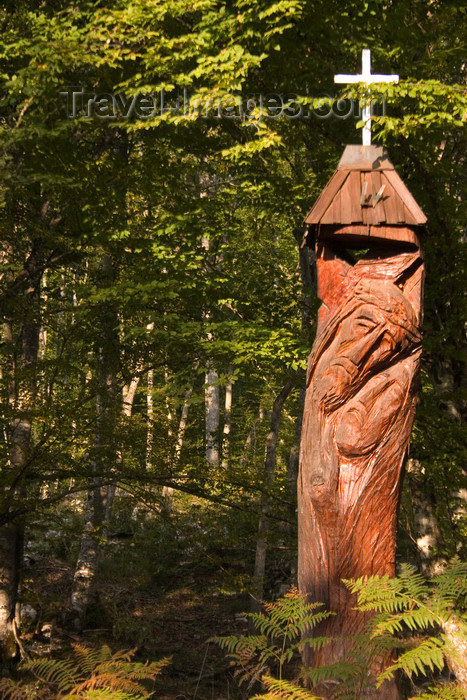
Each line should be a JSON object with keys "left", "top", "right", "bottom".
{"left": 305, "top": 170, "right": 348, "bottom": 223}
{"left": 318, "top": 224, "right": 422, "bottom": 247}
{"left": 298, "top": 241, "right": 424, "bottom": 699}
{"left": 305, "top": 148, "right": 427, "bottom": 229}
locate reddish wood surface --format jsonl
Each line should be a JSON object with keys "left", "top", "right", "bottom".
{"left": 298, "top": 238, "right": 424, "bottom": 698}
{"left": 310, "top": 170, "right": 349, "bottom": 223}
{"left": 384, "top": 169, "right": 427, "bottom": 224}
{"left": 305, "top": 149, "right": 427, "bottom": 229}
{"left": 317, "top": 224, "right": 422, "bottom": 247}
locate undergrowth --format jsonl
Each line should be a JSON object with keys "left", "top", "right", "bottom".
{"left": 216, "top": 587, "right": 331, "bottom": 695}
{"left": 216, "top": 560, "right": 467, "bottom": 699}
{"left": 0, "top": 644, "right": 169, "bottom": 700}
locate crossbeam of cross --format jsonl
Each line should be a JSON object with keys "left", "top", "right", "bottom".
{"left": 334, "top": 49, "right": 399, "bottom": 146}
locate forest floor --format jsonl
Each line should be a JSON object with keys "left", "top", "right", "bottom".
{"left": 24, "top": 555, "right": 250, "bottom": 699}
{"left": 19, "top": 495, "right": 295, "bottom": 699}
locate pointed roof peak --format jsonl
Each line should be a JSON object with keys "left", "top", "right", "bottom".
{"left": 304, "top": 146, "right": 427, "bottom": 230}
{"left": 338, "top": 145, "right": 393, "bottom": 171}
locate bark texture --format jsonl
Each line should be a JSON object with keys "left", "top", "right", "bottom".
{"left": 251, "top": 379, "right": 293, "bottom": 619}
{"left": 0, "top": 241, "right": 41, "bottom": 664}
{"left": 0, "top": 525, "right": 22, "bottom": 665}
{"left": 221, "top": 366, "right": 233, "bottom": 468}
{"left": 71, "top": 254, "right": 119, "bottom": 624}
{"left": 205, "top": 366, "right": 220, "bottom": 468}
{"left": 298, "top": 242, "right": 424, "bottom": 698}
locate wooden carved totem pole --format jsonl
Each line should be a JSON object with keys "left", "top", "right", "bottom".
{"left": 298, "top": 141, "right": 426, "bottom": 697}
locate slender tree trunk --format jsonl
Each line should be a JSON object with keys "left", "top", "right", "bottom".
{"left": 285, "top": 382, "right": 305, "bottom": 538}
{"left": 250, "top": 380, "right": 294, "bottom": 620}
{"left": 402, "top": 353, "right": 465, "bottom": 575}
{"left": 162, "top": 365, "right": 174, "bottom": 511}
{"left": 201, "top": 233, "right": 220, "bottom": 469}
{"left": 284, "top": 232, "right": 315, "bottom": 538}
{"left": 205, "top": 364, "right": 220, "bottom": 468}
{"left": 146, "top": 366, "right": 154, "bottom": 471}
{"left": 146, "top": 323, "right": 155, "bottom": 472}
{"left": 0, "top": 525, "right": 23, "bottom": 665}
{"left": 0, "top": 241, "right": 41, "bottom": 664}
{"left": 221, "top": 366, "right": 233, "bottom": 468}
{"left": 405, "top": 459, "right": 446, "bottom": 575}
{"left": 123, "top": 376, "right": 140, "bottom": 419}
{"left": 240, "top": 407, "right": 265, "bottom": 469}
{"left": 103, "top": 375, "right": 141, "bottom": 523}
{"left": 71, "top": 254, "right": 119, "bottom": 626}
{"left": 175, "top": 387, "right": 192, "bottom": 463}
{"left": 162, "top": 386, "right": 194, "bottom": 514}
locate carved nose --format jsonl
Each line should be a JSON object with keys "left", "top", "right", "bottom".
{"left": 345, "top": 325, "right": 382, "bottom": 366}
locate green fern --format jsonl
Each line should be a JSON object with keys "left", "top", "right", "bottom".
{"left": 215, "top": 587, "right": 333, "bottom": 688}
{"left": 413, "top": 684, "right": 466, "bottom": 699}
{"left": 377, "top": 637, "right": 445, "bottom": 684}
{"left": 302, "top": 632, "right": 395, "bottom": 700}
{"left": 251, "top": 675, "right": 320, "bottom": 699}
{"left": 0, "top": 644, "right": 169, "bottom": 700}
{"left": 215, "top": 562, "right": 467, "bottom": 699}
{"left": 346, "top": 559, "right": 467, "bottom": 695}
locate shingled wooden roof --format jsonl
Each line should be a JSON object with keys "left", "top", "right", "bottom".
{"left": 305, "top": 145, "right": 427, "bottom": 228}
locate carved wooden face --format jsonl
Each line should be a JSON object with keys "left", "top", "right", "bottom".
{"left": 310, "top": 276, "right": 422, "bottom": 410}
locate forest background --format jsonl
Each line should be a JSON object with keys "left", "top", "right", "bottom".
{"left": 0, "top": 0, "right": 465, "bottom": 697}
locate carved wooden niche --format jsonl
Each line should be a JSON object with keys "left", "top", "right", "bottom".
{"left": 298, "top": 145, "right": 426, "bottom": 694}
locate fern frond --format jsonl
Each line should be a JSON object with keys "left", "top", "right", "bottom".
{"left": 297, "top": 636, "right": 329, "bottom": 653}
{"left": 71, "top": 672, "right": 147, "bottom": 695}
{"left": 259, "top": 591, "right": 331, "bottom": 642}
{"left": 25, "top": 656, "right": 80, "bottom": 692}
{"left": 62, "top": 690, "right": 145, "bottom": 700}
{"left": 20, "top": 645, "right": 169, "bottom": 699}
{"left": 217, "top": 633, "right": 271, "bottom": 659}
{"left": 431, "top": 560, "right": 467, "bottom": 614}
{"left": 0, "top": 678, "right": 31, "bottom": 700}
{"left": 305, "top": 659, "right": 360, "bottom": 685}
{"left": 377, "top": 637, "right": 445, "bottom": 685}
{"left": 410, "top": 683, "right": 466, "bottom": 700}
{"left": 371, "top": 607, "right": 438, "bottom": 637}
{"left": 346, "top": 566, "right": 429, "bottom": 615}
{"left": 72, "top": 643, "right": 114, "bottom": 675}
{"left": 251, "top": 675, "right": 320, "bottom": 699}
{"left": 398, "top": 564, "right": 430, "bottom": 601}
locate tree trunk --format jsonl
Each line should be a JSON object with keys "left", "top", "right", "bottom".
{"left": 240, "top": 407, "right": 265, "bottom": 468}
{"left": 146, "top": 323, "right": 155, "bottom": 472}
{"left": 162, "top": 385, "right": 194, "bottom": 513}
{"left": 0, "top": 241, "right": 41, "bottom": 665}
{"left": 404, "top": 459, "right": 447, "bottom": 575}
{"left": 0, "top": 525, "right": 23, "bottom": 667}
{"left": 221, "top": 366, "right": 233, "bottom": 468}
{"left": 285, "top": 233, "right": 315, "bottom": 537}
{"left": 250, "top": 379, "right": 293, "bottom": 620}
{"left": 175, "top": 387, "right": 192, "bottom": 462}
{"left": 146, "top": 366, "right": 154, "bottom": 471}
{"left": 205, "top": 364, "right": 220, "bottom": 468}
{"left": 201, "top": 232, "right": 220, "bottom": 469}
{"left": 71, "top": 254, "right": 118, "bottom": 626}
{"left": 103, "top": 375, "right": 141, "bottom": 523}
{"left": 285, "top": 382, "right": 304, "bottom": 538}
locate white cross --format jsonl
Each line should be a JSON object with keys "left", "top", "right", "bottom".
{"left": 334, "top": 49, "right": 399, "bottom": 146}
